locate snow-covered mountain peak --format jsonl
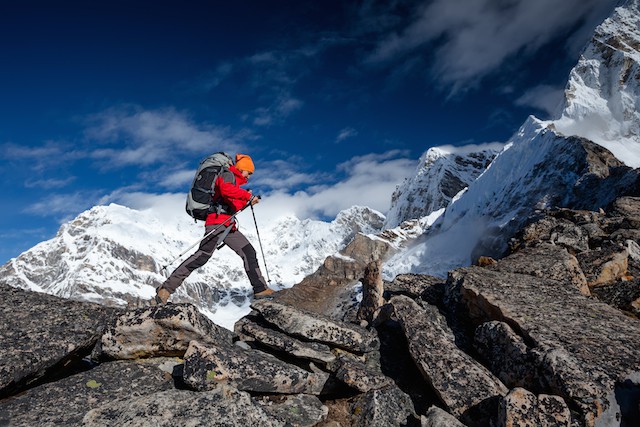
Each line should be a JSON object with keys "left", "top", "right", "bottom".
{"left": 555, "top": 0, "right": 640, "bottom": 167}
{"left": 384, "top": 143, "right": 502, "bottom": 229}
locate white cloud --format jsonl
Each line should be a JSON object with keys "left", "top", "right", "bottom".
{"left": 96, "top": 150, "right": 416, "bottom": 225}
{"left": 515, "top": 84, "right": 566, "bottom": 118}
{"left": 252, "top": 93, "right": 303, "bottom": 126}
{"left": 336, "top": 127, "right": 358, "bottom": 143}
{"left": 85, "top": 106, "right": 245, "bottom": 168}
{"left": 366, "top": 0, "right": 617, "bottom": 89}
{"left": 24, "top": 176, "right": 76, "bottom": 189}
{"left": 24, "top": 192, "right": 96, "bottom": 218}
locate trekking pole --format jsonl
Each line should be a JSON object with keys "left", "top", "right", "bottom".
{"left": 250, "top": 201, "right": 272, "bottom": 285}
{"left": 161, "top": 201, "right": 252, "bottom": 274}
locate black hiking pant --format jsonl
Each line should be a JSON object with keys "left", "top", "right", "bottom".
{"left": 160, "top": 224, "right": 268, "bottom": 294}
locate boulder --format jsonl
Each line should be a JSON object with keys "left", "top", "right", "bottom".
{"left": 390, "top": 295, "right": 508, "bottom": 425}
{"left": 250, "top": 299, "right": 379, "bottom": 354}
{"left": 421, "top": 406, "right": 466, "bottom": 426}
{"left": 235, "top": 317, "right": 336, "bottom": 366}
{"left": 590, "top": 279, "right": 640, "bottom": 317}
{"left": 0, "top": 358, "right": 177, "bottom": 426}
{"left": 183, "top": 340, "right": 329, "bottom": 395}
{"left": 611, "top": 197, "right": 640, "bottom": 229}
{"left": 0, "top": 283, "right": 115, "bottom": 398}
{"left": 474, "top": 321, "right": 537, "bottom": 390}
{"left": 81, "top": 386, "right": 284, "bottom": 427}
{"left": 511, "top": 216, "right": 589, "bottom": 254}
{"left": 449, "top": 266, "right": 640, "bottom": 425}
{"left": 385, "top": 273, "right": 446, "bottom": 303}
{"left": 493, "top": 244, "right": 589, "bottom": 295}
{"left": 576, "top": 243, "right": 629, "bottom": 287}
{"left": 350, "top": 384, "right": 416, "bottom": 427}
{"left": 357, "top": 260, "right": 385, "bottom": 324}
{"left": 499, "top": 387, "right": 571, "bottom": 427}
{"left": 255, "top": 394, "right": 328, "bottom": 427}
{"left": 334, "top": 356, "right": 394, "bottom": 393}
{"left": 99, "top": 303, "right": 234, "bottom": 359}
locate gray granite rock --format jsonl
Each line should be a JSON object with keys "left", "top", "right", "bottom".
{"left": 350, "top": 384, "right": 416, "bottom": 427}
{"left": 449, "top": 266, "right": 640, "bottom": 425}
{"left": 81, "top": 386, "right": 284, "bottom": 427}
{"left": 576, "top": 242, "right": 629, "bottom": 287}
{"left": 390, "top": 295, "right": 508, "bottom": 425}
{"left": 474, "top": 321, "right": 538, "bottom": 390}
{"left": 357, "top": 260, "right": 385, "bottom": 324}
{"left": 0, "top": 283, "right": 115, "bottom": 398}
{"left": 235, "top": 317, "right": 336, "bottom": 366}
{"left": 256, "top": 394, "right": 328, "bottom": 427}
{"left": 421, "top": 406, "right": 466, "bottom": 426}
{"left": 183, "top": 340, "right": 329, "bottom": 395}
{"left": 499, "top": 387, "right": 571, "bottom": 427}
{"left": 99, "top": 303, "right": 234, "bottom": 359}
{"left": 385, "top": 273, "right": 446, "bottom": 303}
{"left": 251, "top": 299, "right": 379, "bottom": 354}
{"left": 590, "top": 279, "right": 640, "bottom": 317}
{"left": 611, "top": 197, "right": 640, "bottom": 229}
{"left": 334, "top": 356, "right": 394, "bottom": 393}
{"left": 493, "top": 244, "right": 589, "bottom": 295}
{"left": 0, "top": 358, "right": 177, "bottom": 426}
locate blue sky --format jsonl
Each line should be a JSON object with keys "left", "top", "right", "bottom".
{"left": 0, "top": 0, "right": 618, "bottom": 264}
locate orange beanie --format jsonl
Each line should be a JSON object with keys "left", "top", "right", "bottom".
{"left": 235, "top": 154, "right": 255, "bottom": 173}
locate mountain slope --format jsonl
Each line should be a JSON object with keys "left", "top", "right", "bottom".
{"left": 384, "top": 0, "right": 640, "bottom": 279}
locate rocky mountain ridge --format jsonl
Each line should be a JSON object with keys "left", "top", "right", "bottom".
{"left": 1, "top": 196, "right": 638, "bottom": 426}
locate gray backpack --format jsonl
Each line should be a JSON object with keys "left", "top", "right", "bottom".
{"left": 185, "top": 152, "right": 234, "bottom": 221}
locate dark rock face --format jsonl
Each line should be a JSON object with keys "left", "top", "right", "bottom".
{"left": 390, "top": 295, "right": 508, "bottom": 425}
{"left": 99, "top": 303, "right": 234, "bottom": 360}
{"left": 0, "top": 358, "right": 177, "bottom": 426}
{"left": 0, "top": 283, "right": 115, "bottom": 399}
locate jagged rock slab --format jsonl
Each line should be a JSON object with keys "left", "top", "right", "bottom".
{"left": 385, "top": 273, "right": 445, "bottom": 302}
{"left": 250, "top": 299, "right": 379, "bottom": 354}
{"left": 390, "top": 295, "right": 508, "bottom": 424}
{"left": 0, "top": 283, "right": 115, "bottom": 398}
{"left": 99, "top": 303, "right": 234, "bottom": 359}
{"left": 511, "top": 216, "right": 590, "bottom": 255}
{"left": 474, "top": 321, "right": 537, "bottom": 390}
{"left": 421, "top": 406, "right": 466, "bottom": 427}
{"left": 350, "top": 384, "right": 416, "bottom": 427}
{"left": 590, "top": 279, "right": 640, "bottom": 317}
{"left": 256, "top": 394, "right": 328, "bottom": 427}
{"left": 449, "top": 266, "right": 640, "bottom": 424}
{"left": 183, "top": 340, "right": 329, "bottom": 395}
{"left": 81, "top": 386, "right": 284, "bottom": 427}
{"left": 576, "top": 243, "right": 629, "bottom": 286}
{"left": 0, "top": 358, "right": 177, "bottom": 426}
{"left": 492, "top": 244, "right": 589, "bottom": 295}
{"left": 611, "top": 197, "right": 640, "bottom": 229}
{"left": 334, "top": 356, "right": 394, "bottom": 393}
{"left": 499, "top": 388, "right": 571, "bottom": 427}
{"left": 274, "top": 233, "right": 392, "bottom": 319}
{"left": 235, "top": 317, "right": 336, "bottom": 365}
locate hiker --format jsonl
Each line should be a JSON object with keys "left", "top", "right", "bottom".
{"left": 154, "top": 154, "right": 275, "bottom": 304}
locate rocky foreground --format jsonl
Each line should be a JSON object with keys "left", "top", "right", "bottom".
{"left": 1, "top": 198, "right": 640, "bottom": 426}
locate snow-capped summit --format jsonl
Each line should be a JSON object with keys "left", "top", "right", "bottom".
{"left": 384, "top": 0, "right": 640, "bottom": 279}
{"left": 555, "top": 0, "right": 640, "bottom": 167}
{"left": 384, "top": 143, "right": 502, "bottom": 229}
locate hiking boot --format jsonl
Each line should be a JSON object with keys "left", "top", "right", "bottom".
{"left": 254, "top": 288, "right": 276, "bottom": 299}
{"left": 152, "top": 288, "right": 171, "bottom": 305}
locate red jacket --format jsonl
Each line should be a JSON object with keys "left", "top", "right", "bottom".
{"left": 205, "top": 165, "right": 252, "bottom": 227}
